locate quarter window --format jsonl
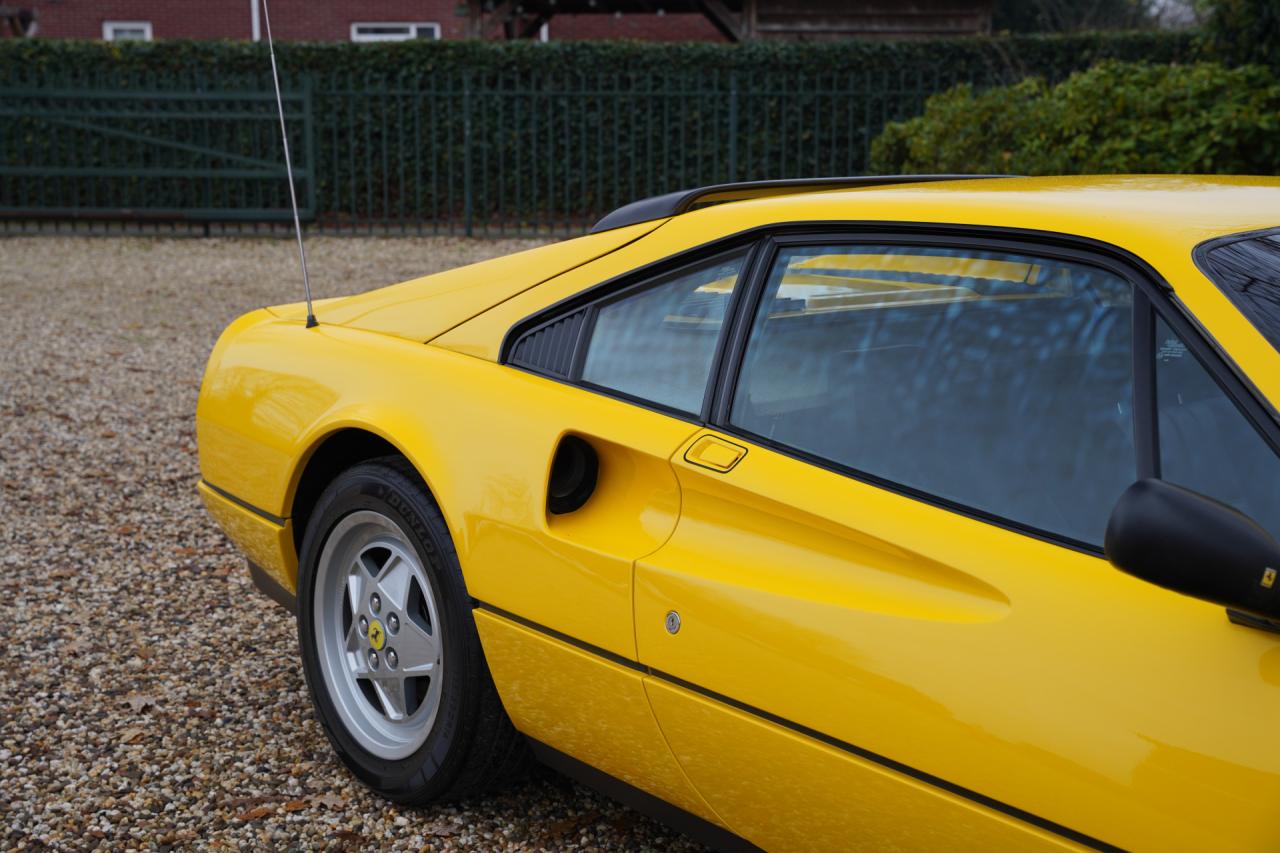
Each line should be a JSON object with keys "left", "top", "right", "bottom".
{"left": 579, "top": 249, "right": 748, "bottom": 415}
{"left": 730, "top": 243, "right": 1136, "bottom": 546}
{"left": 1154, "top": 315, "right": 1280, "bottom": 539}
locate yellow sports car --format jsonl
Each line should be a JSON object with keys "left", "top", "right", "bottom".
{"left": 197, "top": 175, "right": 1280, "bottom": 852}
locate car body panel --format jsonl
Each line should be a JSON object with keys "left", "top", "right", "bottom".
{"left": 474, "top": 609, "right": 725, "bottom": 827}
{"left": 265, "top": 220, "right": 664, "bottom": 341}
{"left": 635, "top": 429, "right": 1280, "bottom": 852}
{"left": 198, "top": 480, "right": 295, "bottom": 591}
{"left": 196, "top": 175, "right": 1280, "bottom": 852}
{"left": 643, "top": 679, "right": 1078, "bottom": 852}
{"left": 198, "top": 316, "right": 695, "bottom": 658}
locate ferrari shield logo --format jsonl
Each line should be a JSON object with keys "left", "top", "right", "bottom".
{"left": 367, "top": 619, "right": 386, "bottom": 650}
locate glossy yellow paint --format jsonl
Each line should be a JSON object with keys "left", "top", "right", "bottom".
{"left": 197, "top": 314, "right": 696, "bottom": 658}
{"left": 636, "top": 430, "right": 1280, "bottom": 851}
{"left": 265, "top": 220, "right": 663, "bottom": 339}
{"left": 475, "top": 609, "right": 725, "bottom": 827}
{"left": 197, "top": 175, "right": 1280, "bottom": 852}
{"left": 643, "top": 679, "right": 1077, "bottom": 851}
{"left": 197, "top": 479, "right": 295, "bottom": 589}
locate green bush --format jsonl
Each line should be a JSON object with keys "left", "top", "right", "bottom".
{"left": 870, "top": 61, "right": 1280, "bottom": 175}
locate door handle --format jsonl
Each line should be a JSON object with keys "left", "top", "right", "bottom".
{"left": 683, "top": 434, "right": 747, "bottom": 473}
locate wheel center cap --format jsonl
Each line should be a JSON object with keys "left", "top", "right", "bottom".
{"left": 367, "top": 619, "right": 386, "bottom": 651}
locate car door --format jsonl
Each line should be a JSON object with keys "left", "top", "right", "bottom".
{"left": 634, "top": 232, "right": 1280, "bottom": 852}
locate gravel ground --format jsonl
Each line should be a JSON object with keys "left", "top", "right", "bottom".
{"left": 0, "top": 237, "right": 710, "bottom": 852}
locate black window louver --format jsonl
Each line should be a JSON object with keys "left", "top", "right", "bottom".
{"left": 509, "top": 308, "right": 587, "bottom": 377}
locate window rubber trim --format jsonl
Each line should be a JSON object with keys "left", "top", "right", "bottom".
{"left": 1132, "top": 292, "right": 1161, "bottom": 481}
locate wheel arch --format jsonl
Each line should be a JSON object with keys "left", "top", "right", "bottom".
{"left": 288, "top": 423, "right": 449, "bottom": 558}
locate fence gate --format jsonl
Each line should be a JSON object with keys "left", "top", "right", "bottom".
{"left": 0, "top": 80, "right": 314, "bottom": 223}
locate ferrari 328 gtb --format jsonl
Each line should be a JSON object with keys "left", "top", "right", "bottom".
{"left": 197, "top": 176, "right": 1280, "bottom": 852}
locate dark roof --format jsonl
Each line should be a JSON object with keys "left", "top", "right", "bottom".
{"left": 589, "top": 175, "right": 1010, "bottom": 233}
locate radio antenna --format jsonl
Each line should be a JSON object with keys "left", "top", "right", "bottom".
{"left": 261, "top": 0, "right": 317, "bottom": 328}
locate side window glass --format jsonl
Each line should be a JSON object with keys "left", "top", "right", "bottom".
{"left": 580, "top": 248, "right": 748, "bottom": 414}
{"left": 730, "top": 243, "right": 1136, "bottom": 547}
{"left": 1155, "top": 315, "right": 1280, "bottom": 538}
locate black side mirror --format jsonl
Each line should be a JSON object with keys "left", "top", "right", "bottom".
{"left": 1105, "top": 479, "right": 1280, "bottom": 620}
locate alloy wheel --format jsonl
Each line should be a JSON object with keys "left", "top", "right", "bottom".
{"left": 312, "top": 510, "right": 444, "bottom": 760}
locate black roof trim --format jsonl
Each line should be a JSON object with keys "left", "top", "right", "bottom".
{"left": 588, "top": 174, "right": 1013, "bottom": 234}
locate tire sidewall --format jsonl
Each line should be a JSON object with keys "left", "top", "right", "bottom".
{"left": 296, "top": 462, "right": 478, "bottom": 802}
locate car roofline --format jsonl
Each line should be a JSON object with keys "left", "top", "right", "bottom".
{"left": 588, "top": 174, "right": 1016, "bottom": 234}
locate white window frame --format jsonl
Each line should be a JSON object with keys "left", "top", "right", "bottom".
{"left": 350, "top": 22, "right": 441, "bottom": 42}
{"left": 102, "top": 20, "right": 153, "bottom": 41}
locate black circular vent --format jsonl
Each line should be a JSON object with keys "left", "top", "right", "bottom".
{"left": 547, "top": 436, "right": 599, "bottom": 515}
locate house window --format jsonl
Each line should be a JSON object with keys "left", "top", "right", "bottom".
{"left": 103, "top": 21, "right": 153, "bottom": 41}
{"left": 350, "top": 22, "right": 441, "bottom": 42}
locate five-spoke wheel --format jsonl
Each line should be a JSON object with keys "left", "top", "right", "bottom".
{"left": 314, "top": 510, "right": 444, "bottom": 760}
{"left": 296, "top": 458, "right": 528, "bottom": 802}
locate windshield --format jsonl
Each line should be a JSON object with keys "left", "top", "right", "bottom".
{"left": 1197, "top": 230, "right": 1280, "bottom": 352}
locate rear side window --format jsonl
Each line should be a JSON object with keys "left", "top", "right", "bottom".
{"left": 578, "top": 248, "right": 748, "bottom": 415}
{"left": 1198, "top": 230, "right": 1280, "bottom": 353}
{"left": 729, "top": 243, "right": 1136, "bottom": 547}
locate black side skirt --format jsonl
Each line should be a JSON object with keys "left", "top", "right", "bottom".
{"left": 248, "top": 560, "right": 297, "bottom": 615}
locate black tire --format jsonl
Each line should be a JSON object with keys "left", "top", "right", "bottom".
{"left": 296, "top": 456, "right": 530, "bottom": 803}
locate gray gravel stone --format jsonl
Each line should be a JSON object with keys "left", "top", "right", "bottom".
{"left": 0, "top": 236, "right": 709, "bottom": 852}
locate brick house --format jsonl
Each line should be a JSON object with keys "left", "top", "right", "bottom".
{"left": 6, "top": 0, "right": 991, "bottom": 43}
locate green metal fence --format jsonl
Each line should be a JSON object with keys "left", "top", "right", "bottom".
{"left": 0, "top": 68, "right": 999, "bottom": 237}
{"left": 1, "top": 70, "right": 313, "bottom": 228}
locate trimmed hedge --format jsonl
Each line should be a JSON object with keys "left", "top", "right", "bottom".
{"left": 0, "top": 33, "right": 1222, "bottom": 232}
{"left": 0, "top": 31, "right": 1203, "bottom": 82}
{"left": 870, "top": 61, "right": 1280, "bottom": 175}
